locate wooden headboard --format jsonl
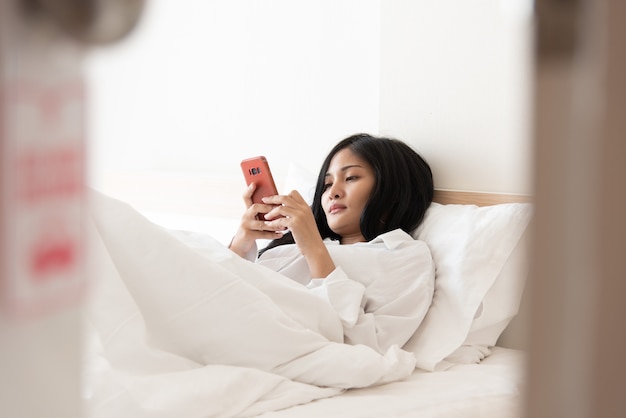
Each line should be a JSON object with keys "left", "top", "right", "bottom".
{"left": 434, "top": 189, "right": 533, "bottom": 206}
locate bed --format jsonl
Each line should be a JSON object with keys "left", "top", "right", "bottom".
{"left": 84, "top": 169, "right": 533, "bottom": 418}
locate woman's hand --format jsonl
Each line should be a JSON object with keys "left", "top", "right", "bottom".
{"left": 261, "top": 190, "right": 336, "bottom": 278}
{"left": 228, "top": 183, "right": 285, "bottom": 258}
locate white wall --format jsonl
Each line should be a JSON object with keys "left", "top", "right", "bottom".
{"left": 379, "top": 0, "right": 534, "bottom": 194}
{"left": 86, "top": 0, "right": 534, "bottom": 225}
{"left": 86, "top": 0, "right": 381, "bottom": 188}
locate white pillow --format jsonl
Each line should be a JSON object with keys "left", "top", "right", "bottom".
{"left": 403, "top": 202, "right": 532, "bottom": 371}
{"left": 464, "top": 227, "right": 530, "bottom": 348}
{"left": 283, "top": 164, "right": 533, "bottom": 370}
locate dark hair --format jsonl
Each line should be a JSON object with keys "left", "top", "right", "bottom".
{"left": 259, "top": 133, "right": 433, "bottom": 255}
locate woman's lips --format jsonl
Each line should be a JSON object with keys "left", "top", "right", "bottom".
{"left": 329, "top": 204, "right": 346, "bottom": 214}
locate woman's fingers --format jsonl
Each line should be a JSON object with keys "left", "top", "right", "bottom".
{"left": 248, "top": 203, "right": 280, "bottom": 222}
{"left": 263, "top": 191, "right": 310, "bottom": 219}
{"left": 261, "top": 190, "right": 306, "bottom": 206}
{"left": 231, "top": 185, "right": 288, "bottom": 257}
{"left": 247, "top": 218, "right": 286, "bottom": 232}
{"left": 242, "top": 183, "right": 255, "bottom": 207}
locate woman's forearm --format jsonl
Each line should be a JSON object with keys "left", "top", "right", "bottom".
{"left": 303, "top": 244, "right": 336, "bottom": 279}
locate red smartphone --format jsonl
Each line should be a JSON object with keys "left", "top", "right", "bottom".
{"left": 240, "top": 156, "right": 279, "bottom": 220}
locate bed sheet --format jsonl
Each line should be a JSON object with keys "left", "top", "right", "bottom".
{"left": 256, "top": 346, "right": 526, "bottom": 418}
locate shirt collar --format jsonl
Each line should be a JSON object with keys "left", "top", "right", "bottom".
{"left": 368, "top": 228, "right": 413, "bottom": 249}
{"left": 324, "top": 228, "right": 413, "bottom": 249}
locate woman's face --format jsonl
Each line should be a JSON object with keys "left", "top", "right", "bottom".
{"left": 322, "top": 148, "right": 376, "bottom": 244}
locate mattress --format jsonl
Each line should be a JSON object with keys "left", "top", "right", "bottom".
{"left": 257, "top": 346, "right": 526, "bottom": 418}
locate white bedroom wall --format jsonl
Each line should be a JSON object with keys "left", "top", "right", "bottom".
{"left": 85, "top": 0, "right": 534, "bottom": 232}
{"left": 86, "top": 0, "right": 381, "bottom": 190}
{"left": 379, "top": 0, "right": 534, "bottom": 195}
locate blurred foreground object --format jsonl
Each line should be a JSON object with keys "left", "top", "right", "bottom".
{"left": 22, "top": 0, "right": 146, "bottom": 44}
{"left": 0, "top": 0, "right": 145, "bottom": 416}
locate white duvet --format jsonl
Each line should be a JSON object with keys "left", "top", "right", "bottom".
{"left": 84, "top": 191, "right": 427, "bottom": 418}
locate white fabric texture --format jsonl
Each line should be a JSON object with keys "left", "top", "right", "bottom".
{"left": 256, "top": 229, "right": 435, "bottom": 354}
{"left": 284, "top": 163, "right": 534, "bottom": 370}
{"left": 404, "top": 202, "right": 533, "bottom": 371}
{"left": 465, "top": 228, "right": 530, "bottom": 347}
{"left": 256, "top": 346, "right": 526, "bottom": 418}
{"left": 86, "top": 191, "right": 419, "bottom": 417}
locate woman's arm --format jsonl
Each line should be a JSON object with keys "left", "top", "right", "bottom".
{"left": 261, "top": 190, "right": 336, "bottom": 278}
{"left": 307, "top": 235, "right": 435, "bottom": 354}
{"left": 229, "top": 183, "right": 286, "bottom": 259}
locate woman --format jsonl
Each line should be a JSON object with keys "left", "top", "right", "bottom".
{"left": 229, "top": 133, "right": 435, "bottom": 353}
{"left": 230, "top": 133, "right": 433, "bottom": 257}
{"left": 86, "top": 133, "right": 436, "bottom": 403}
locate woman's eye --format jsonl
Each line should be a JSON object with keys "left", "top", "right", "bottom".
{"left": 346, "top": 175, "right": 358, "bottom": 182}
{"left": 323, "top": 183, "right": 332, "bottom": 191}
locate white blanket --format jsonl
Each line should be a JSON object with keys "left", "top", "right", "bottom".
{"left": 85, "top": 191, "right": 418, "bottom": 418}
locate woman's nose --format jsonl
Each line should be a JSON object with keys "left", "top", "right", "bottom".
{"left": 328, "top": 183, "right": 342, "bottom": 199}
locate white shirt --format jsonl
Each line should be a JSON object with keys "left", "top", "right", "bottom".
{"left": 255, "top": 229, "right": 435, "bottom": 354}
